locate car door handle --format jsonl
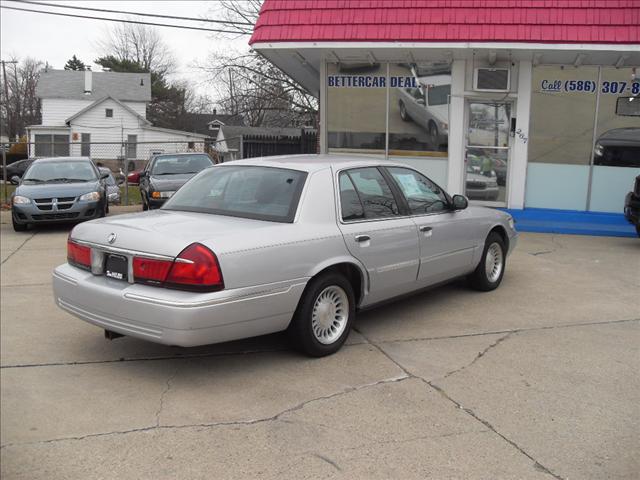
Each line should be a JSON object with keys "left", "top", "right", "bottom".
{"left": 419, "top": 226, "right": 432, "bottom": 232}
{"left": 355, "top": 235, "right": 370, "bottom": 243}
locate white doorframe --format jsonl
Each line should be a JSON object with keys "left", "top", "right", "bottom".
{"left": 463, "top": 98, "right": 515, "bottom": 208}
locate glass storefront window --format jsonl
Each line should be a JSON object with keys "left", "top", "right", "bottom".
{"left": 526, "top": 66, "right": 599, "bottom": 210}
{"left": 388, "top": 62, "right": 450, "bottom": 187}
{"left": 327, "top": 63, "right": 386, "bottom": 156}
{"left": 590, "top": 67, "right": 640, "bottom": 212}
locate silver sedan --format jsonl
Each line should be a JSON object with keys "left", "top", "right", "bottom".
{"left": 53, "top": 155, "right": 518, "bottom": 357}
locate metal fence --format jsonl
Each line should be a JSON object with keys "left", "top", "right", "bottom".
{"left": 1, "top": 133, "right": 319, "bottom": 205}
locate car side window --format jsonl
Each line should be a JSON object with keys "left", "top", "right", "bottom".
{"left": 386, "top": 167, "right": 448, "bottom": 214}
{"left": 339, "top": 173, "right": 364, "bottom": 221}
{"left": 344, "top": 168, "right": 400, "bottom": 220}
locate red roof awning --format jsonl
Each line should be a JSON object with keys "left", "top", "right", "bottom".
{"left": 250, "top": 0, "right": 640, "bottom": 45}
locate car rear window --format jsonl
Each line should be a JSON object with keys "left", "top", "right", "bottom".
{"left": 162, "top": 166, "right": 307, "bottom": 223}
{"left": 151, "top": 154, "right": 213, "bottom": 175}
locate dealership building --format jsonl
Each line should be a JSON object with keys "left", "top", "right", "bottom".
{"left": 250, "top": 0, "right": 640, "bottom": 235}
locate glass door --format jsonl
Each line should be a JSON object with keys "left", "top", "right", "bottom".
{"left": 465, "top": 101, "right": 512, "bottom": 206}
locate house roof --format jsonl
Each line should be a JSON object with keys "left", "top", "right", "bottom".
{"left": 220, "top": 125, "right": 306, "bottom": 138}
{"left": 37, "top": 70, "right": 152, "bottom": 102}
{"left": 143, "top": 125, "right": 211, "bottom": 139}
{"left": 65, "top": 96, "right": 150, "bottom": 125}
{"left": 179, "top": 112, "right": 245, "bottom": 135}
{"left": 250, "top": 0, "right": 640, "bottom": 45}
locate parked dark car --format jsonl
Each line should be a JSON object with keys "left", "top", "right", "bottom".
{"left": 139, "top": 153, "right": 214, "bottom": 210}
{"left": 593, "top": 128, "right": 640, "bottom": 168}
{"left": 3, "top": 158, "right": 36, "bottom": 181}
{"left": 11, "top": 157, "right": 109, "bottom": 232}
{"left": 624, "top": 175, "right": 640, "bottom": 237}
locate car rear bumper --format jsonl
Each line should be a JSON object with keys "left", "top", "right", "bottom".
{"left": 52, "top": 263, "right": 307, "bottom": 347}
{"left": 12, "top": 201, "right": 102, "bottom": 224}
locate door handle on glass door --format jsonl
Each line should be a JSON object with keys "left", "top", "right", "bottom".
{"left": 355, "top": 235, "right": 370, "bottom": 243}
{"left": 419, "top": 226, "right": 432, "bottom": 232}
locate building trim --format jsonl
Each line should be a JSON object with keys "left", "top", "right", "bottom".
{"left": 252, "top": 41, "right": 640, "bottom": 52}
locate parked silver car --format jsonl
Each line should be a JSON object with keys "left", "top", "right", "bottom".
{"left": 53, "top": 155, "right": 517, "bottom": 356}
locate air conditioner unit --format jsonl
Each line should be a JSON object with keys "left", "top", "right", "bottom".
{"left": 474, "top": 68, "right": 511, "bottom": 92}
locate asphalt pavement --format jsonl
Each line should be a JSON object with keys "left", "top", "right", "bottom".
{"left": 1, "top": 207, "right": 638, "bottom": 479}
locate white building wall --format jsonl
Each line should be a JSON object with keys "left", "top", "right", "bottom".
{"left": 125, "top": 101, "right": 147, "bottom": 118}
{"left": 68, "top": 98, "right": 147, "bottom": 159}
{"left": 446, "top": 59, "right": 467, "bottom": 195}
{"left": 41, "top": 98, "right": 93, "bottom": 125}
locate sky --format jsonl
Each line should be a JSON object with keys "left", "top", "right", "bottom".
{"left": 0, "top": 0, "right": 252, "bottom": 97}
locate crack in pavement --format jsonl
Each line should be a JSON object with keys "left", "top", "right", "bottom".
{"left": 310, "top": 452, "right": 342, "bottom": 472}
{"left": 372, "top": 317, "right": 639, "bottom": 346}
{"left": 2, "top": 318, "right": 637, "bottom": 370}
{"left": 441, "top": 332, "right": 513, "bottom": 379}
{"left": 352, "top": 326, "right": 565, "bottom": 480}
{"left": 155, "top": 367, "right": 179, "bottom": 427}
{"left": 0, "top": 373, "right": 410, "bottom": 450}
{"left": 1, "top": 231, "right": 37, "bottom": 265}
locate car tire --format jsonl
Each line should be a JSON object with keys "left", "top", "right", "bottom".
{"left": 12, "top": 216, "right": 27, "bottom": 232}
{"left": 105, "top": 202, "right": 110, "bottom": 215}
{"left": 399, "top": 100, "right": 410, "bottom": 121}
{"left": 428, "top": 121, "right": 439, "bottom": 147}
{"left": 636, "top": 224, "right": 640, "bottom": 238}
{"left": 288, "top": 273, "right": 355, "bottom": 357}
{"left": 468, "top": 232, "right": 506, "bottom": 291}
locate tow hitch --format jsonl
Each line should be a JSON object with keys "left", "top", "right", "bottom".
{"left": 104, "top": 329, "right": 125, "bottom": 340}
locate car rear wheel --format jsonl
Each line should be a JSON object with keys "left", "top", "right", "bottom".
{"left": 288, "top": 273, "right": 355, "bottom": 357}
{"left": 12, "top": 216, "right": 27, "bottom": 232}
{"left": 399, "top": 100, "right": 409, "bottom": 121}
{"left": 468, "top": 232, "right": 506, "bottom": 291}
{"left": 428, "top": 122, "right": 439, "bottom": 146}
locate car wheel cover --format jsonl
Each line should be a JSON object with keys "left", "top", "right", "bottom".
{"left": 311, "top": 285, "right": 349, "bottom": 345}
{"left": 485, "top": 242, "right": 503, "bottom": 283}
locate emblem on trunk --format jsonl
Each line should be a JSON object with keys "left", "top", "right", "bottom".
{"left": 107, "top": 233, "right": 117, "bottom": 244}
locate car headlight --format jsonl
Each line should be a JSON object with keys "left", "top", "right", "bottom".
{"left": 594, "top": 143, "right": 604, "bottom": 157}
{"left": 507, "top": 216, "right": 516, "bottom": 230}
{"left": 151, "top": 191, "right": 175, "bottom": 199}
{"left": 12, "top": 195, "right": 31, "bottom": 205}
{"left": 79, "top": 191, "right": 101, "bottom": 201}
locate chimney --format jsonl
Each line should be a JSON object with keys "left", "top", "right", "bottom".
{"left": 84, "top": 70, "right": 92, "bottom": 95}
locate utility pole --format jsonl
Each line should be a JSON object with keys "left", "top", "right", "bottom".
{"left": 1, "top": 59, "right": 19, "bottom": 205}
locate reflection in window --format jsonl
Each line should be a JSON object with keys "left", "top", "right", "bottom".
{"left": 387, "top": 167, "right": 447, "bottom": 214}
{"left": 346, "top": 168, "right": 399, "bottom": 219}
{"left": 339, "top": 173, "right": 364, "bottom": 221}
{"left": 389, "top": 63, "right": 450, "bottom": 154}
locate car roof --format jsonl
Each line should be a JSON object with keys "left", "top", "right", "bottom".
{"left": 33, "top": 156, "right": 93, "bottom": 163}
{"left": 220, "top": 154, "right": 416, "bottom": 173}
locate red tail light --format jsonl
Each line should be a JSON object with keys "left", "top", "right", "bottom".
{"left": 67, "top": 239, "right": 91, "bottom": 270}
{"left": 132, "top": 243, "right": 223, "bottom": 292}
{"left": 166, "top": 243, "right": 224, "bottom": 292}
{"left": 133, "top": 257, "right": 172, "bottom": 285}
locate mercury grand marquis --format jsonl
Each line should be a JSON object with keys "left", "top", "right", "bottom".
{"left": 53, "top": 155, "right": 518, "bottom": 357}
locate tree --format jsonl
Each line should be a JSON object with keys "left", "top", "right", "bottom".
{"left": 64, "top": 55, "right": 87, "bottom": 71}
{"left": 200, "top": 1, "right": 318, "bottom": 128}
{"left": 95, "top": 23, "right": 195, "bottom": 130}
{"left": 0, "top": 57, "right": 43, "bottom": 139}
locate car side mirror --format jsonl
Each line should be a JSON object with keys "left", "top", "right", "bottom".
{"left": 100, "top": 173, "right": 110, "bottom": 180}
{"left": 451, "top": 194, "right": 468, "bottom": 210}
{"left": 416, "top": 98, "right": 425, "bottom": 106}
{"left": 10, "top": 175, "right": 21, "bottom": 185}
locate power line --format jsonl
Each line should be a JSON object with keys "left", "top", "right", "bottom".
{"left": 9, "top": 0, "right": 253, "bottom": 27}
{"left": 0, "top": 5, "right": 243, "bottom": 34}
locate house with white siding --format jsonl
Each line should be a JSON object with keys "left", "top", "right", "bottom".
{"left": 27, "top": 69, "right": 210, "bottom": 166}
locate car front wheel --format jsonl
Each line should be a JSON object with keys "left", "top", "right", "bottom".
{"left": 468, "top": 232, "right": 506, "bottom": 291}
{"left": 288, "top": 273, "right": 355, "bottom": 357}
{"left": 12, "top": 216, "right": 27, "bottom": 232}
